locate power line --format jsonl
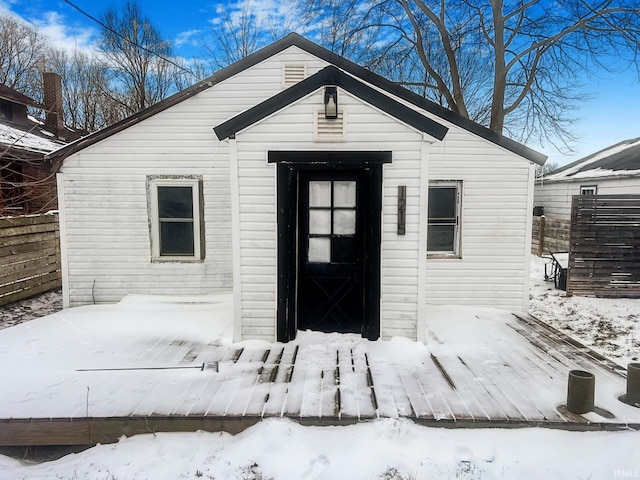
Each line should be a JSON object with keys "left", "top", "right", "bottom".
{"left": 62, "top": 0, "right": 193, "bottom": 75}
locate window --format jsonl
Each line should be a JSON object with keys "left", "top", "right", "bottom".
{"left": 307, "top": 179, "right": 357, "bottom": 263}
{"left": 427, "top": 181, "right": 462, "bottom": 257}
{"left": 580, "top": 185, "right": 597, "bottom": 195}
{"left": 148, "top": 177, "right": 203, "bottom": 261}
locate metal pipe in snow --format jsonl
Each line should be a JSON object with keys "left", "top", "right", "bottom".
{"left": 76, "top": 361, "right": 219, "bottom": 372}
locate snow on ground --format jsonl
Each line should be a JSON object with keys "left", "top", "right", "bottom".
{"left": 0, "top": 257, "right": 639, "bottom": 478}
{"left": 0, "top": 289, "right": 62, "bottom": 330}
{"left": 529, "top": 255, "right": 640, "bottom": 366}
{"left": 0, "top": 418, "right": 638, "bottom": 480}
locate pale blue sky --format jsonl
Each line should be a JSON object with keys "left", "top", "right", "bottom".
{"left": 2, "top": 0, "right": 639, "bottom": 166}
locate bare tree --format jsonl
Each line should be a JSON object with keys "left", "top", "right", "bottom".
{"left": 298, "top": 0, "right": 640, "bottom": 149}
{"left": 98, "top": 0, "right": 180, "bottom": 116}
{"left": 0, "top": 14, "right": 48, "bottom": 99}
{"left": 46, "top": 47, "right": 116, "bottom": 133}
{"left": 205, "top": 3, "right": 266, "bottom": 69}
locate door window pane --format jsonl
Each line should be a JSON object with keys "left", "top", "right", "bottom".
{"left": 333, "top": 209, "right": 356, "bottom": 235}
{"left": 309, "top": 209, "right": 331, "bottom": 234}
{"left": 333, "top": 181, "right": 356, "bottom": 207}
{"left": 308, "top": 237, "right": 331, "bottom": 263}
{"left": 309, "top": 181, "right": 331, "bottom": 207}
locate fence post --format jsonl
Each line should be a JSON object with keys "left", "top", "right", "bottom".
{"left": 538, "top": 215, "right": 545, "bottom": 256}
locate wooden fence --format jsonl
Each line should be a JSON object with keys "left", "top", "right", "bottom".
{"left": 567, "top": 195, "right": 640, "bottom": 297}
{"left": 531, "top": 216, "right": 570, "bottom": 256}
{"left": 0, "top": 213, "right": 61, "bottom": 306}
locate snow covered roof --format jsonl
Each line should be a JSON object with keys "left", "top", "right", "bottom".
{"left": 544, "top": 137, "right": 640, "bottom": 182}
{"left": 0, "top": 122, "right": 65, "bottom": 155}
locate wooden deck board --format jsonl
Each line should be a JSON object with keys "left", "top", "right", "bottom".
{"left": 3, "top": 315, "right": 640, "bottom": 446}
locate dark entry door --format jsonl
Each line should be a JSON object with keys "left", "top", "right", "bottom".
{"left": 297, "top": 170, "right": 365, "bottom": 333}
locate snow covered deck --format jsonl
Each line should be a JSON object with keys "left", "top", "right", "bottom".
{"left": 1, "top": 295, "right": 638, "bottom": 446}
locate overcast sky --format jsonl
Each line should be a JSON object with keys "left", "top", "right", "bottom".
{"left": 2, "top": 0, "right": 639, "bottom": 166}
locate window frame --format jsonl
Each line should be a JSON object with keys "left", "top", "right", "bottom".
{"left": 148, "top": 176, "right": 204, "bottom": 262}
{"left": 580, "top": 184, "right": 598, "bottom": 196}
{"left": 427, "top": 180, "right": 462, "bottom": 259}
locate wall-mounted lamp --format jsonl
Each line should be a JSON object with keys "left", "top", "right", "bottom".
{"left": 324, "top": 86, "right": 338, "bottom": 119}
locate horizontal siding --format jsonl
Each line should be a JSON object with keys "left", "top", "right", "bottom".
{"left": 235, "top": 91, "right": 424, "bottom": 340}
{"left": 59, "top": 47, "right": 329, "bottom": 307}
{"left": 534, "top": 177, "right": 640, "bottom": 221}
{"left": 424, "top": 128, "right": 532, "bottom": 311}
{"left": 61, "top": 172, "right": 233, "bottom": 305}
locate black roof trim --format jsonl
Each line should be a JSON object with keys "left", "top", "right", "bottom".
{"left": 285, "top": 34, "right": 546, "bottom": 165}
{"left": 268, "top": 150, "right": 393, "bottom": 164}
{"left": 45, "top": 34, "right": 308, "bottom": 167}
{"left": 214, "top": 66, "right": 448, "bottom": 141}
{"left": 47, "top": 32, "right": 546, "bottom": 166}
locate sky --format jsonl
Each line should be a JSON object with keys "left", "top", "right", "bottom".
{"left": 2, "top": 0, "right": 640, "bottom": 166}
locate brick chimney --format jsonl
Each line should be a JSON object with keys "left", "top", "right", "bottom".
{"left": 42, "top": 71, "right": 64, "bottom": 137}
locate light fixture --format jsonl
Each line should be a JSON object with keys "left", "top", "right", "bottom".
{"left": 324, "top": 86, "right": 338, "bottom": 119}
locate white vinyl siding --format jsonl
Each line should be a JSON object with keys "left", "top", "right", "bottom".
{"left": 233, "top": 90, "right": 425, "bottom": 341}
{"left": 534, "top": 176, "right": 639, "bottom": 220}
{"left": 58, "top": 47, "right": 324, "bottom": 306}
{"left": 424, "top": 129, "right": 533, "bottom": 311}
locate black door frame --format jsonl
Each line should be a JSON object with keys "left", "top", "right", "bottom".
{"left": 269, "top": 151, "right": 391, "bottom": 342}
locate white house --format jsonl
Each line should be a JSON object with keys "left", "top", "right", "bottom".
{"left": 47, "top": 34, "right": 546, "bottom": 343}
{"left": 535, "top": 137, "right": 640, "bottom": 220}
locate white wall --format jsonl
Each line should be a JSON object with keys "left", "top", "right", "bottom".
{"left": 59, "top": 47, "right": 326, "bottom": 306}
{"left": 424, "top": 128, "right": 533, "bottom": 311}
{"left": 534, "top": 176, "right": 640, "bottom": 220}
{"left": 232, "top": 90, "right": 426, "bottom": 341}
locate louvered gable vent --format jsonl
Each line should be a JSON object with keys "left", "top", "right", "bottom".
{"left": 315, "top": 108, "right": 345, "bottom": 142}
{"left": 283, "top": 64, "right": 307, "bottom": 87}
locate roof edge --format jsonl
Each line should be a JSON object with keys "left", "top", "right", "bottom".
{"left": 214, "top": 66, "right": 448, "bottom": 141}
{"left": 47, "top": 32, "right": 546, "bottom": 167}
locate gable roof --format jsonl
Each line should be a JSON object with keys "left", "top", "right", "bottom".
{"left": 0, "top": 84, "right": 40, "bottom": 108}
{"left": 214, "top": 66, "right": 448, "bottom": 141}
{"left": 46, "top": 33, "right": 546, "bottom": 166}
{"left": 544, "top": 137, "right": 640, "bottom": 182}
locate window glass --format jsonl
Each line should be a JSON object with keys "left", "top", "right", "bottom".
{"left": 428, "top": 187, "right": 456, "bottom": 219}
{"left": 158, "top": 186, "right": 193, "bottom": 218}
{"left": 150, "top": 179, "right": 201, "bottom": 261}
{"left": 333, "top": 181, "right": 356, "bottom": 207}
{"left": 308, "top": 237, "right": 331, "bottom": 263}
{"left": 309, "top": 209, "right": 331, "bottom": 234}
{"left": 427, "top": 225, "right": 455, "bottom": 251}
{"left": 160, "top": 222, "right": 195, "bottom": 255}
{"left": 427, "top": 182, "right": 461, "bottom": 256}
{"left": 333, "top": 209, "right": 356, "bottom": 235}
{"left": 309, "top": 181, "right": 331, "bottom": 207}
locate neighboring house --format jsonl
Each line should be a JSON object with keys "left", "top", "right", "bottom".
{"left": 534, "top": 138, "right": 640, "bottom": 220}
{"left": 47, "top": 34, "right": 546, "bottom": 343}
{"left": 0, "top": 73, "right": 82, "bottom": 214}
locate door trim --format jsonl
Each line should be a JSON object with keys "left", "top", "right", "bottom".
{"left": 270, "top": 151, "right": 390, "bottom": 342}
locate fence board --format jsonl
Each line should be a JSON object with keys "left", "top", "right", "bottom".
{"left": 531, "top": 216, "right": 570, "bottom": 255}
{"left": 567, "top": 195, "right": 640, "bottom": 298}
{"left": 0, "top": 213, "right": 61, "bottom": 306}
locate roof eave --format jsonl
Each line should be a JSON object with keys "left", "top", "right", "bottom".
{"left": 214, "top": 66, "right": 448, "bottom": 141}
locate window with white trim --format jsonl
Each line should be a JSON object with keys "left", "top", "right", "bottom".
{"left": 427, "top": 181, "right": 462, "bottom": 257}
{"left": 148, "top": 177, "right": 203, "bottom": 261}
{"left": 580, "top": 185, "right": 597, "bottom": 195}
